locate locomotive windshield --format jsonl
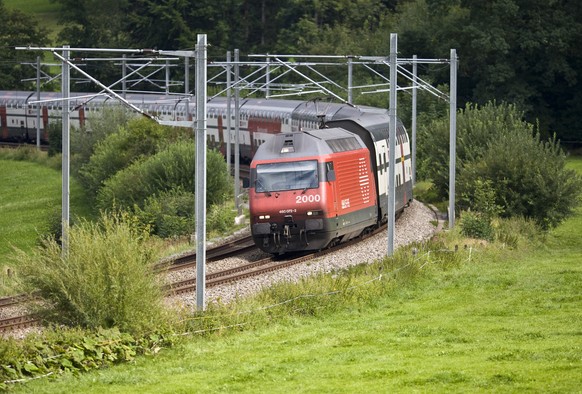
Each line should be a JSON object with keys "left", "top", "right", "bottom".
{"left": 255, "top": 160, "right": 319, "bottom": 192}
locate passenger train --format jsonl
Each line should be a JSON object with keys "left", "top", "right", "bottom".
{"left": 0, "top": 90, "right": 413, "bottom": 254}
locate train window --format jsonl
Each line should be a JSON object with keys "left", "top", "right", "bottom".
{"left": 255, "top": 160, "right": 319, "bottom": 193}
{"left": 325, "top": 162, "right": 336, "bottom": 181}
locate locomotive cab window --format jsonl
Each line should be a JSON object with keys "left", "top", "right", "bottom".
{"left": 255, "top": 160, "right": 319, "bottom": 193}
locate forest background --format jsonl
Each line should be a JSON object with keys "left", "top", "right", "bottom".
{"left": 1, "top": 0, "right": 581, "bottom": 148}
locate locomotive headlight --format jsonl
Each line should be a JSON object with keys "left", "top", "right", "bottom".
{"left": 307, "top": 210, "right": 321, "bottom": 216}
{"left": 259, "top": 215, "right": 271, "bottom": 220}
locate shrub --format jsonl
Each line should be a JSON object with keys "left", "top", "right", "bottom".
{"left": 13, "top": 212, "right": 170, "bottom": 336}
{"left": 47, "top": 120, "right": 62, "bottom": 157}
{"left": 418, "top": 101, "right": 582, "bottom": 229}
{"left": 207, "top": 203, "right": 238, "bottom": 236}
{"left": 460, "top": 210, "right": 494, "bottom": 240}
{"left": 97, "top": 141, "right": 231, "bottom": 211}
{"left": 0, "top": 327, "right": 175, "bottom": 390}
{"left": 77, "top": 117, "right": 183, "bottom": 196}
{"left": 71, "top": 106, "right": 135, "bottom": 176}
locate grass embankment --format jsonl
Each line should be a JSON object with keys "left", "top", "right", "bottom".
{"left": 16, "top": 159, "right": 582, "bottom": 392}
{"left": 0, "top": 153, "right": 92, "bottom": 293}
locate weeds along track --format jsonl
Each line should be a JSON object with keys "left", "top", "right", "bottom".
{"left": 0, "top": 229, "right": 379, "bottom": 333}
{"left": 0, "top": 234, "right": 257, "bottom": 334}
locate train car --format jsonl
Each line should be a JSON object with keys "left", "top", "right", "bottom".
{"left": 250, "top": 128, "right": 379, "bottom": 254}
{"left": 326, "top": 114, "right": 413, "bottom": 222}
{"left": 0, "top": 91, "right": 400, "bottom": 162}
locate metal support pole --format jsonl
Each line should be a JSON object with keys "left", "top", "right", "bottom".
{"left": 61, "top": 45, "right": 70, "bottom": 254}
{"left": 449, "top": 49, "right": 458, "bottom": 229}
{"left": 185, "top": 57, "right": 190, "bottom": 120}
{"left": 195, "top": 35, "right": 208, "bottom": 311}
{"left": 165, "top": 59, "right": 170, "bottom": 95}
{"left": 266, "top": 56, "right": 271, "bottom": 98}
{"left": 411, "top": 54, "right": 417, "bottom": 184}
{"left": 36, "top": 56, "right": 41, "bottom": 150}
{"left": 226, "top": 51, "right": 232, "bottom": 173}
{"left": 234, "top": 49, "right": 241, "bottom": 216}
{"left": 347, "top": 56, "right": 353, "bottom": 104}
{"left": 387, "top": 34, "right": 397, "bottom": 256}
{"left": 122, "top": 55, "right": 127, "bottom": 99}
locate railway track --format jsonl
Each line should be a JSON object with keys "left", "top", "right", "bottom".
{"left": 0, "top": 141, "right": 48, "bottom": 151}
{"left": 166, "top": 225, "right": 384, "bottom": 296}
{"left": 158, "top": 234, "right": 256, "bottom": 272}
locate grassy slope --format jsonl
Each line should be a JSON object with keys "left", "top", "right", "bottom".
{"left": 18, "top": 157, "right": 582, "bottom": 393}
{"left": 0, "top": 158, "right": 91, "bottom": 275}
{"left": 0, "top": 160, "right": 59, "bottom": 263}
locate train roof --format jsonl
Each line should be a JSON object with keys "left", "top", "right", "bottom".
{"left": 326, "top": 113, "right": 406, "bottom": 141}
{"left": 252, "top": 127, "right": 366, "bottom": 162}
{"left": 0, "top": 90, "right": 182, "bottom": 107}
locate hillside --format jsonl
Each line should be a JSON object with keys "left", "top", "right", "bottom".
{"left": 4, "top": 0, "right": 61, "bottom": 40}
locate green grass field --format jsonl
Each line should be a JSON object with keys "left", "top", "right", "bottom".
{"left": 0, "top": 160, "right": 60, "bottom": 261}
{"left": 13, "top": 157, "right": 582, "bottom": 392}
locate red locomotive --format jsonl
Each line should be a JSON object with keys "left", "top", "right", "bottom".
{"left": 250, "top": 114, "right": 413, "bottom": 254}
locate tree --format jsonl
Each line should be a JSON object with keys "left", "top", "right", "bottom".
{"left": 395, "top": 0, "right": 582, "bottom": 147}
{"left": 51, "top": 0, "right": 131, "bottom": 90}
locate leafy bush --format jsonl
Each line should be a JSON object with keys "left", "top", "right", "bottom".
{"left": 460, "top": 210, "right": 493, "bottom": 240}
{"left": 459, "top": 179, "right": 501, "bottom": 240}
{"left": 97, "top": 141, "right": 231, "bottom": 211}
{"left": 418, "top": 101, "right": 582, "bottom": 229}
{"left": 47, "top": 120, "right": 62, "bottom": 157}
{"left": 71, "top": 106, "right": 135, "bottom": 176}
{"left": 13, "top": 212, "right": 170, "bottom": 336}
{"left": 0, "top": 327, "right": 175, "bottom": 390}
{"left": 78, "top": 117, "right": 185, "bottom": 196}
{"left": 207, "top": 203, "right": 238, "bottom": 236}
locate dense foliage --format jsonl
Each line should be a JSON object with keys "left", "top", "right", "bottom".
{"left": 419, "top": 102, "right": 582, "bottom": 229}
{"left": 3, "top": 0, "right": 581, "bottom": 145}
{"left": 96, "top": 140, "right": 231, "bottom": 210}
{"left": 0, "top": 327, "right": 174, "bottom": 390}
{"left": 78, "top": 117, "right": 174, "bottom": 196}
{"left": 73, "top": 115, "right": 233, "bottom": 237}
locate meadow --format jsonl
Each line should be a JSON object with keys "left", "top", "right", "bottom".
{"left": 9, "top": 156, "right": 581, "bottom": 392}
